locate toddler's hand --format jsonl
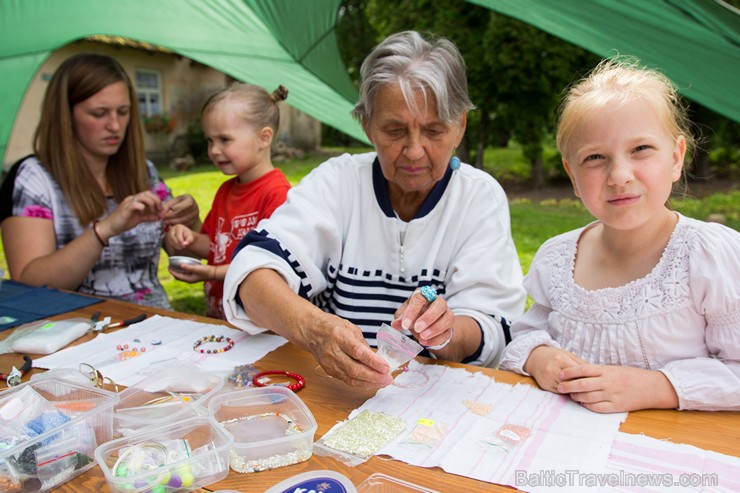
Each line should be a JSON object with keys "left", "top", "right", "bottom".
{"left": 524, "top": 346, "right": 587, "bottom": 393}
{"left": 558, "top": 365, "right": 679, "bottom": 413}
{"left": 168, "top": 263, "right": 214, "bottom": 284}
{"left": 167, "top": 224, "right": 195, "bottom": 249}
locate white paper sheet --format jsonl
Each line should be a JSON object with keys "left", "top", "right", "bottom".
{"left": 33, "top": 314, "right": 287, "bottom": 386}
{"left": 331, "top": 361, "right": 626, "bottom": 492}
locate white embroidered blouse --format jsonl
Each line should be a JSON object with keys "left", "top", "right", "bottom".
{"left": 499, "top": 213, "right": 740, "bottom": 411}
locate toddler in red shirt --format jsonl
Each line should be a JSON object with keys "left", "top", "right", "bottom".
{"left": 167, "top": 83, "right": 291, "bottom": 319}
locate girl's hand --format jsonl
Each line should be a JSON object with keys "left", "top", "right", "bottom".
{"left": 168, "top": 263, "right": 215, "bottom": 283}
{"left": 524, "top": 346, "right": 588, "bottom": 393}
{"left": 391, "top": 289, "right": 455, "bottom": 348}
{"left": 162, "top": 194, "right": 200, "bottom": 228}
{"left": 558, "top": 365, "right": 679, "bottom": 413}
{"left": 167, "top": 224, "right": 195, "bottom": 249}
{"left": 98, "top": 191, "right": 162, "bottom": 240}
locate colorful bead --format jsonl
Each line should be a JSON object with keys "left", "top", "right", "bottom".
{"left": 450, "top": 156, "right": 461, "bottom": 170}
{"left": 192, "top": 335, "right": 235, "bottom": 354}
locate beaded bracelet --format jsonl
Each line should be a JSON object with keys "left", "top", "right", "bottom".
{"left": 192, "top": 335, "right": 235, "bottom": 354}
{"left": 252, "top": 370, "right": 305, "bottom": 392}
{"left": 92, "top": 220, "right": 108, "bottom": 247}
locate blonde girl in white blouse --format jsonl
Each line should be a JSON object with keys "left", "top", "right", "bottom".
{"left": 499, "top": 58, "right": 739, "bottom": 413}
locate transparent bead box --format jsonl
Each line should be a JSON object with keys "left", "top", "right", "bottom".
{"left": 94, "top": 416, "right": 233, "bottom": 493}
{"left": 208, "top": 387, "right": 317, "bottom": 474}
{"left": 112, "top": 364, "right": 224, "bottom": 437}
{"left": 0, "top": 378, "right": 119, "bottom": 492}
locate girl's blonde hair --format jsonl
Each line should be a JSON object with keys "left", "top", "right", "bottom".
{"left": 556, "top": 57, "right": 694, "bottom": 161}
{"left": 201, "top": 83, "right": 288, "bottom": 133}
{"left": 35, "top": 53, "right": 149, "bottom": 226}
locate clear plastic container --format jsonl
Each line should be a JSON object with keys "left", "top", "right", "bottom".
{"left": 0, "top": 378, "right": 119, "bottom": 492}
{"left": 94, "top": 416, "right": 233, "bottom": 493}
{"left": 357, "top": 473, "right": 440, "bottom": 492}
{"left": 112, "top": 363, "right": 224, "bottom": 437}
{"left": 208, "top": 386, "right": 317, "bottom": 474}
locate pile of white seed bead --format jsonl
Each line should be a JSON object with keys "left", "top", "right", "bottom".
{"left": 322, "top": 410, "right": 406, "bottom": 457}
{"left": 229, "top": 446, "right": 312, "bottom": 473}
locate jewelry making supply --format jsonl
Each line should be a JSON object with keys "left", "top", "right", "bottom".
{"left": 228, "top": 364, "right": 259, "bottom": 388}
{"left": 424, "top": 327, "right": 454, "bottom": 351}
{"left": 220, "top": 412, "right": 308, "bottom": 473}
{"left": 252, "top": 370, "right": 305, "bottom": 392}
{"left": 392, "top": 366, "right": 430, "bottom": 389}
{"left": 322, "top": 410, "right": 406, "bottom": 458}
{"left": 192, "top": 335, "right": 235, "bottom": 354}
{"left": 419, "top": 285, "right": 437, "bottom": 303}
{"left": 0, "top": 355, "right": 32, "bottom": 386}
{"left": 405, "top": 418, "right": 447, "bottom": 445}
{"left": 464, "top": 400, "right": 492, "bottom": 416}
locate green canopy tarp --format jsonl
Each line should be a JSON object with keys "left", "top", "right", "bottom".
{"left": 0, "top": 0, "right": 368, "bottom": 164}
{"left": 469, "top": 0, "right": 740, "bottom": 123}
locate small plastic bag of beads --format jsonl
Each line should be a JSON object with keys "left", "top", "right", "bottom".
{"left": 314, "top": 410, "right": 406, "bottom": 466}
{"left": 401, "top": 418, "right": 448, "bottom": 448}
{"left": 376, "top": 324, "right": 424, "bottom": 372}
{"left": 480, "top": 423, "right": 531, "bottom": 453}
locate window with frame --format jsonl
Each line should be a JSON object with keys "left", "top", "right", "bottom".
{"left": 135, "top": 69, "right": 162, "bottom": 116}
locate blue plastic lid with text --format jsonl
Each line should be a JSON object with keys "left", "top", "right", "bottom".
{"left": 265, "top": 470, "right": 357, "bottom": 493}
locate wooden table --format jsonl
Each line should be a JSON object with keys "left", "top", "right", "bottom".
{"left": 1, "top": 298, "right": 738, "bottom": 493}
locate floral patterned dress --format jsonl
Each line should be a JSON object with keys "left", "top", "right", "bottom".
{"left": 5, "top": 156, "right": 172, "bottom": 309}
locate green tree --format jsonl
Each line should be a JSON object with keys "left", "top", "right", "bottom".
{"left": 483, "top": 14, "right": 598, "bottom": 188}
{"left": 365, "top": 0, "right": 494, "bottom": 167}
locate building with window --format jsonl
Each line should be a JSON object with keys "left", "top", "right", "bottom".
{"left": 4, "top": 37, "right": 321, "bottom": 168}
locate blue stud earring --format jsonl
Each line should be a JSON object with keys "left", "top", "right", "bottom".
{"left": 450, "top": 156, "right": 461, "bottom": 170}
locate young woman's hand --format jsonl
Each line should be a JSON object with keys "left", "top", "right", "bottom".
{"left": 524, "top": 346, "right": 588, "bottom": 393}
{"left": 96, "top": 191, "right": 162, "bottom": 241}
{"left": 558, "top": 364, "right": 679, "bottom": 413}
{"left": 162, "top": 194, "right": 200, "bottom": 229}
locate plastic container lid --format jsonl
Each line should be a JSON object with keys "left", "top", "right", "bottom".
{"left": 112, "top": 362, "right": 224, "bottom": 436}
{"left": 265, "top": 470, "right": 357, "bottom": 493}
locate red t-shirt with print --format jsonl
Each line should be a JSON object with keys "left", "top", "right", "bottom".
{"left": 201, "top": 169, "right": 290, "bottom": 319}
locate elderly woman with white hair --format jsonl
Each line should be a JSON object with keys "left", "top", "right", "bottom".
{"left": 223, "top": 31, "right": 526, "bottom": 388}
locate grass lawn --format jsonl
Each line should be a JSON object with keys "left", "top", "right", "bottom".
{"left": 1, "top": 144, "right": 738, "bottom": 315}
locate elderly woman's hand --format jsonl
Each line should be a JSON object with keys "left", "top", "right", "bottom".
{"left": 392, "top": 288, "right": 455, "bottom": 349}
{"left": 306, "top": 312, "right": 394, "bottom": 389}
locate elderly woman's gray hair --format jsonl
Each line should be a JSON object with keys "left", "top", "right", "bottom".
{"left": 353, "top": 30, "right": 474, "bottom": 124}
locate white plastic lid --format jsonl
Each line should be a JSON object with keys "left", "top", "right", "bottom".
{"left": 265, "top": 470, "right": 358, "bottom": 493}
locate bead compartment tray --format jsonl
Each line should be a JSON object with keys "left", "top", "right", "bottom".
{"left": 208, "top": 387, "right": 317, "bottom": 474}
{"left": 0, "top": 378, "right": 119, "bottom": 493}
{"left": 94, "top": 416, "right": 232, "bottom": 493}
